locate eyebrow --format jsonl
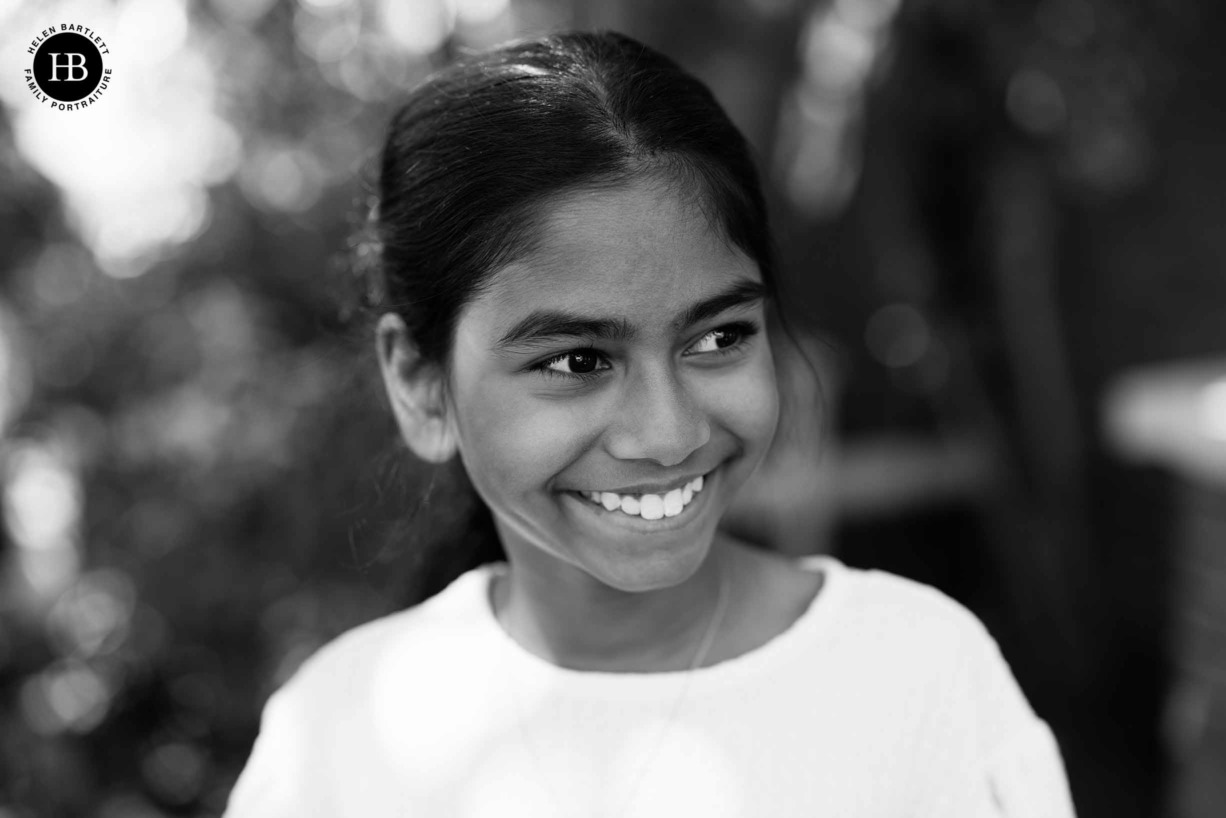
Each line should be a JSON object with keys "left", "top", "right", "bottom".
{"left": 494, "top": 279, "right": 767, "bottom": 350}
{"left": 673, "top": 280, "right": 767, "bottom": 331}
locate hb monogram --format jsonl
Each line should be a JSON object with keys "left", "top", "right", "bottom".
{"left": 26, "top": 27, "right": 112, "bottom": 108}
{"left": 48, "top": 53, "right": 89, "bottom": 81}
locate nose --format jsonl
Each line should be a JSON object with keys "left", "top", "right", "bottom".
{"left": 604, "top": 363, "right": 710, "bottom": 467}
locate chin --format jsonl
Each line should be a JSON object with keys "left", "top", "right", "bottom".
{"left": 586, "top": 527, "right": 719, "bottom": 594}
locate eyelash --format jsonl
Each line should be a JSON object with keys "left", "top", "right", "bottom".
{"left": 529, "top": 321, "right": 761, "bottom": 382}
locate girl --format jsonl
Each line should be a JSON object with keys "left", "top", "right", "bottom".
{"left": 225, "top": 31, "right": 1075, "bottom": 818}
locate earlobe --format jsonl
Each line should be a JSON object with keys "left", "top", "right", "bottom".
{"left": 375, "top": 313, "right": 458, "bottom": 464}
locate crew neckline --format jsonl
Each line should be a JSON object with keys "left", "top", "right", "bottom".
{"left": 472, "top": 554, "right": 848, "bottom": 695}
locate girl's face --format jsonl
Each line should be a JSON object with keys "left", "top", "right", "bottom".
{"left": 446, "top": 180, "right": 778, "bottom": 592}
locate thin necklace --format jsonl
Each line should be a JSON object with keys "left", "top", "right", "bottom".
{"left": 495, "top": 558, "right": 732, "bottom": 815}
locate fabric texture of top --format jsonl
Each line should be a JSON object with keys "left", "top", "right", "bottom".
{"left": 224, "top": 555, "right": 1077, "bottom": 817}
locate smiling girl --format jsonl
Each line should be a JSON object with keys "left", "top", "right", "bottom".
{"left": 225, "top": 31, "right": 1076, "bottom": 818}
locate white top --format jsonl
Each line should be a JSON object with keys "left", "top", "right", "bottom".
{"left": 224, "top": 556, "right": 1076, "bottom": 818}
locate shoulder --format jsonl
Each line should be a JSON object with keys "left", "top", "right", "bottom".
{"left": 273, "top": 563, "right": 496, "bottom": 710}
{"left": 824, "top": 559, "right": 1042, "bottom": 731}
{"left": 807, "top": 558, "right": 1032, "bottom": 710}
{"left": 818, "top": 557, "right": 996, "bottom": 654}
{"left": 804, "top": 560, "right": 1075, "bottom": 815}
{"left": 224, "top": 565, "right": 503, "bottom": 816}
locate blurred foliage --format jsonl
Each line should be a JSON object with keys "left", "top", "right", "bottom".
{"left": 0, "top": 0, "right": 1223, "bottom": 816}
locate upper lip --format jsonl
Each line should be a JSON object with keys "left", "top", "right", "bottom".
{"left": 578, "top": 470, "right": 709, "bottom": 497}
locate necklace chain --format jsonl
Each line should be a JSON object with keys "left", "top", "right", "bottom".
{"left": 496, "top": 558, "right": 732, "bottom": 816}
{"left": 614, "top": 557, "right": 730, "bottom": 815}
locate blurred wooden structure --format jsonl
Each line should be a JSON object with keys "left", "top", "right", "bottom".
{"left": 1105, "top": 359, "right": 1226, "bottom": 818}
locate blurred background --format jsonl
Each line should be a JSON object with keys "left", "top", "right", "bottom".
{"left": 1, "top": 0, "right": 1225, "bottom": 815}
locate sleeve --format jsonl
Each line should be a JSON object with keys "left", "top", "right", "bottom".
{"left": 919, "top": 618, "right": 1078, "bottom": 818}
{"left": 977, "top": 718, "right": 1077, "bottom": 818}
{"left": 222, "top": 684, "right": 314, "bottom": 818}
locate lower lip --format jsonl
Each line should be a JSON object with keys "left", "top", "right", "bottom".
{"left": 562, "top": 470, "right": 717, "bottom": 534}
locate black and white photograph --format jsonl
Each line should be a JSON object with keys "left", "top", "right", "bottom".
{"left": 1, "top": 0, "right": 1224, "bottom": 816}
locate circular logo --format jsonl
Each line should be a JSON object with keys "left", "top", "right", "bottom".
{"left": 24, "top": 25, "right": 113, "bottom": 110}
{"left": 32, "top": 32, "right": 103, "bottom": 102}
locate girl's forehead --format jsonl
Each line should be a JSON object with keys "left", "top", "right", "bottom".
{"left": 470, "top": 183, "right": 759, "bottom": 326}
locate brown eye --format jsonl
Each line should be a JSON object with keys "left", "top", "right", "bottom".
{"left": 568, "top": 351, "right": 599, "bottom": 373}
{"left": 539, "top": 349, "right": 610, "bottom": 377}
{"left": 689, "top": 327, "right": 740, "bottom": 354}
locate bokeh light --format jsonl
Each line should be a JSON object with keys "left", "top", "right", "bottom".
{"left": 0, "top": 0, "right": 232, "bottom": 276}
{"left": 0, "top": 299, "right": 31, "bottom": 435}
{"left": 19, "top": 658, "right": 112, "bottom": 735}
{"left": 775, "top": 0, "right": 901, "bottom": 217}
{"left": 3, "top": 440, "right": 80, "bottom": 553}
{"left": 1197, "top": 380, "right": 1226, "bottom": 443}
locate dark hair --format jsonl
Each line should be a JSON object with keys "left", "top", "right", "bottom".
{"left": 368, "top": 29, "right": 776, "bottom": 365}
{"left": 356, "top": 31, "right": 783, "bottom": 599}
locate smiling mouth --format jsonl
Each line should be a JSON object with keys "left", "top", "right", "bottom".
{"left": 573, "top": 474, "right": 706, "bottom": 521}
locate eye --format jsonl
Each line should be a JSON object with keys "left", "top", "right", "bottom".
{"left": 686, "top": 323, "right": 756, "bottom": 355}
{"left": 536, "top": 349, "right": 611, "bottom": 378}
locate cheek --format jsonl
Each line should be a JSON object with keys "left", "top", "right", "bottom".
{"left": 448, "top": 373, "right": 591, "bottom": 498}
{"left": 713, "top": 349, "right": 780, "bottom": 452}
{"left": 446, "top": 329, "right": 560, "bottom": 499}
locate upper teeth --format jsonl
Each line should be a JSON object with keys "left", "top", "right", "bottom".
{"left": 583, "top": 475, "right": 705, "bottom": 520}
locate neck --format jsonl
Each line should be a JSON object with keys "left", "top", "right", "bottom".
{"left": 491, "top": 538, "right": 735, "bottom": 673}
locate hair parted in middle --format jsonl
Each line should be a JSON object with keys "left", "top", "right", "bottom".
{"left": 369, "top": 30, "right": 777, "bottom": 368}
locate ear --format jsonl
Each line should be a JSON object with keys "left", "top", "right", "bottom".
{"left": 376, "top": 313, "right": 458, "bottom": 463}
